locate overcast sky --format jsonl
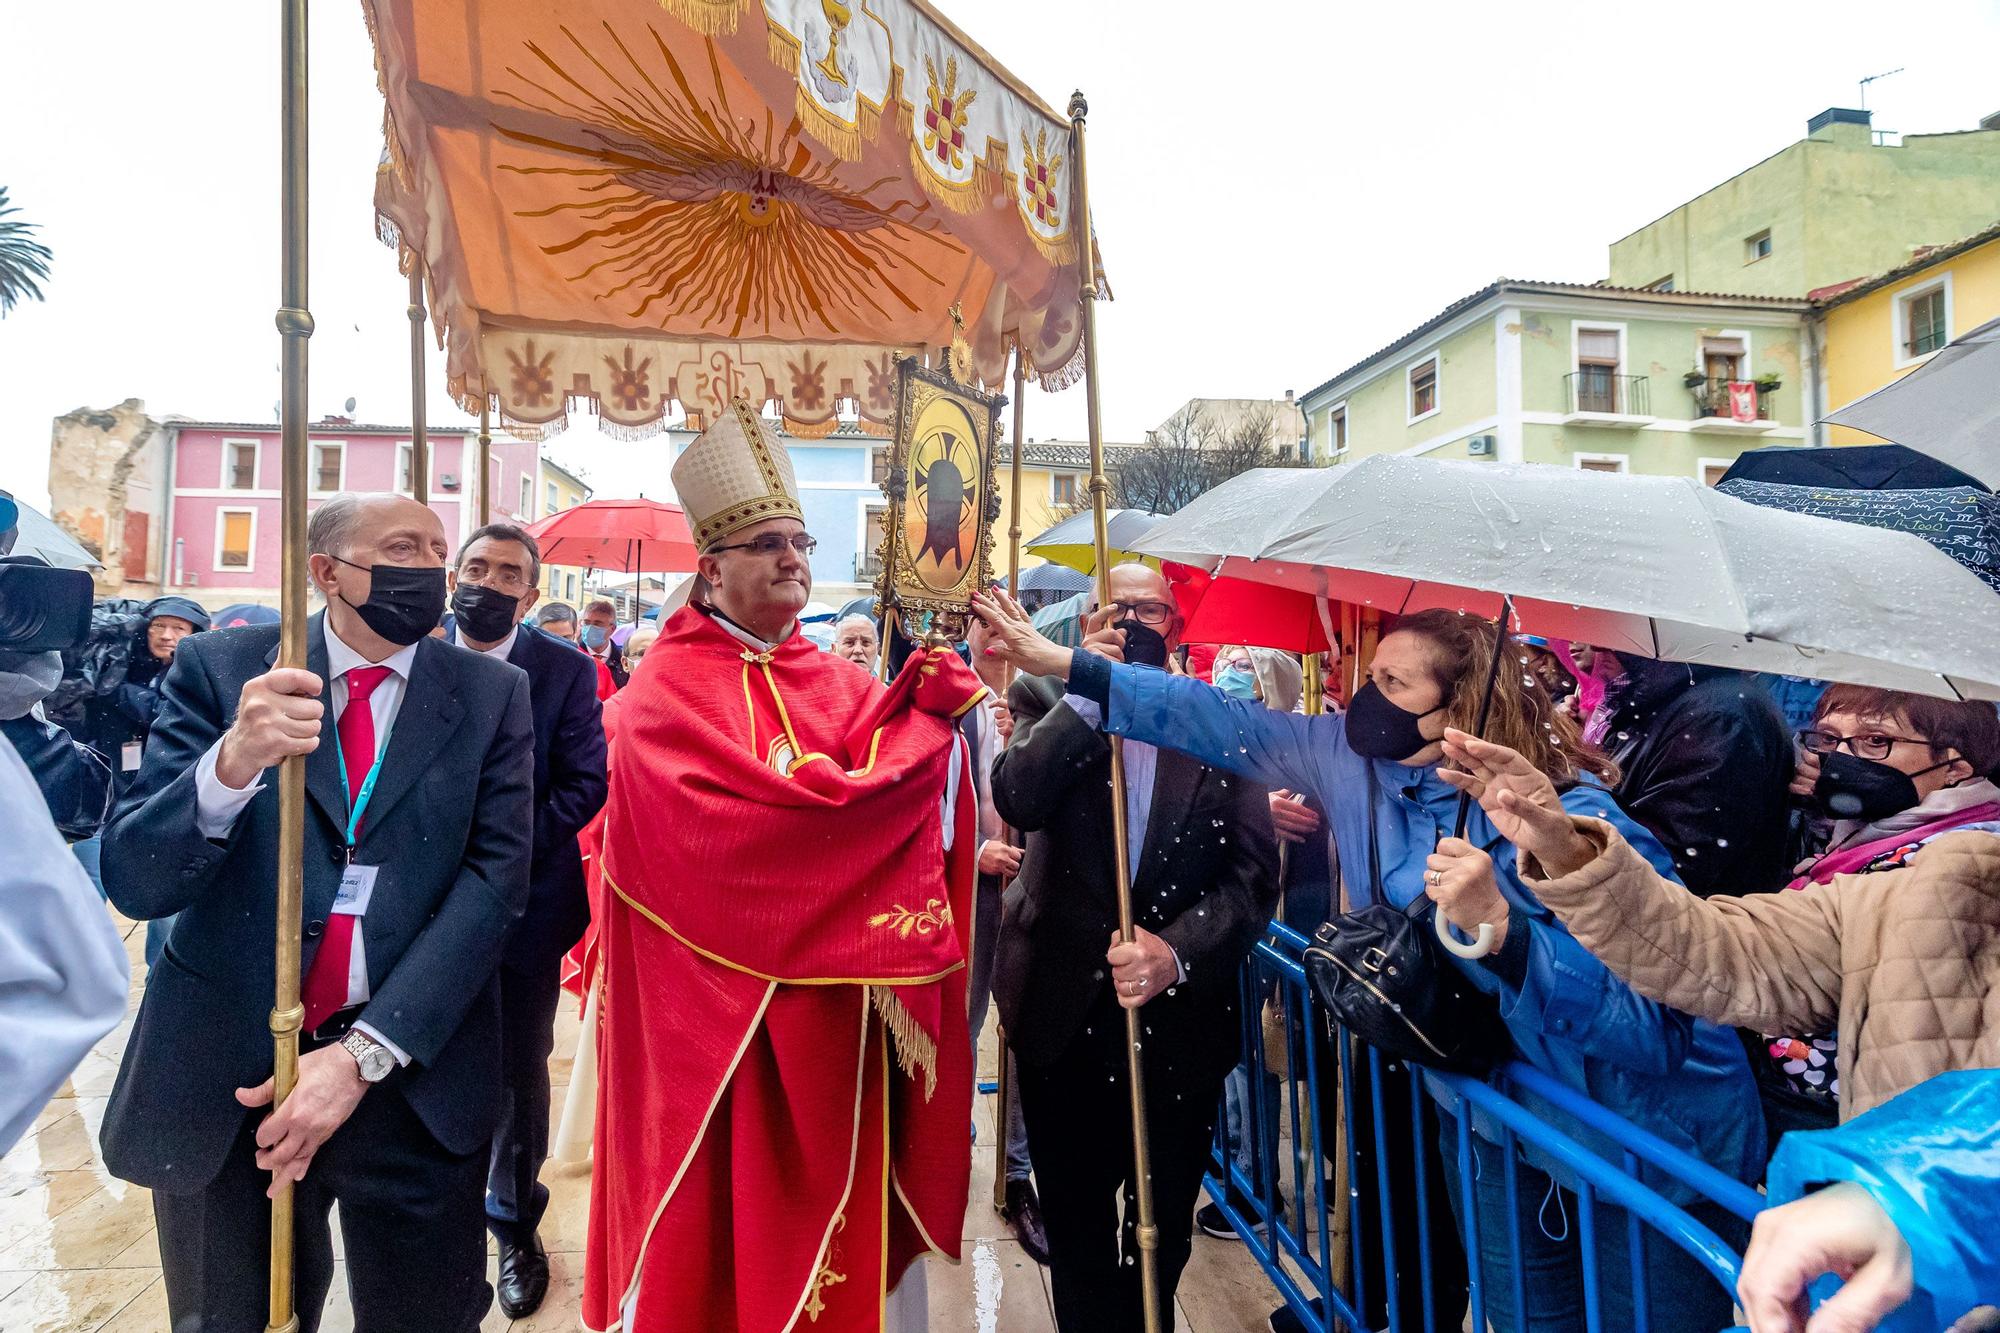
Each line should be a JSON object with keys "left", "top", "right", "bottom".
{"left": 4, "top": 1, "right": 1997, "bottom": 510}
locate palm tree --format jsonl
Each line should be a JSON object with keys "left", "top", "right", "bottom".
{"left": 0, "top": 188, "right": 53, "bottom": 315}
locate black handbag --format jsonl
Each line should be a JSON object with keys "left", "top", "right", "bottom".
{"left": 1303, "top": 768, "right": 1512, "bottom": 1076}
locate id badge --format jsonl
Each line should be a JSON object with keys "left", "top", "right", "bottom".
{"left": 121, "top": 741, "right": 143, "bottom": 772}
{"left": 332, "top": 864, "right": 378, "bottom": 917}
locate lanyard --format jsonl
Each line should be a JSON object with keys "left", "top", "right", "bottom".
{"left": 328, "top": 688, "right": 391, "bottom": 852}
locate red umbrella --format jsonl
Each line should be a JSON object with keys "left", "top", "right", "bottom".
{"left": 1179, "top": 575, "right": 1331, "bottom": 654}
{"left": 524, "top": 498, "right": 700, "bottom": 621}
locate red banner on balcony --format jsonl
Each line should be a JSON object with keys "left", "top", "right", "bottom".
{"left": 1728, "top": 380, "right": 1759, "bottom": 423}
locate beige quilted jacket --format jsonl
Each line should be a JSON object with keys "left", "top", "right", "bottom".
{"left": 1524, "top": 821, "right": 2000, "bottom": 1120}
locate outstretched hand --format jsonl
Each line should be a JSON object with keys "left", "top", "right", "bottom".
{"left": 1738, "top": 1182, "right": 1912, "bottom": 1333}
{"left": 970, "top": 589, "right": 1073, "bottom": 680}
{"left": 1437, "top": 729, "right": 1595, "bottom": 877}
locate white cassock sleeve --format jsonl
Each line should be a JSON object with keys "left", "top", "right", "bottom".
{"left": 938, "top": 730, "right": 964, "bottom": 852}
{"left": 0, "top": 736, "right": 130, "bottom": 1154}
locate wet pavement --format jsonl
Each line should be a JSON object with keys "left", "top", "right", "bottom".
{"left": 0, "top": 913, "right": 1280, "bottom": 1331}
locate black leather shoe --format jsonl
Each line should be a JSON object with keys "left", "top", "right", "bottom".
{"left": 496, "top": 1234, "right": 550, "bottom": 1320}
{"left": 1001, "top": 1177, "right": 1052, "bottom": 1267}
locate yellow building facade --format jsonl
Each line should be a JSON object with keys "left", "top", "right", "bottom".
{"left": 1818, "top": 224, "right": 2000, "bottom": 445}
{"left": 535, "top": 456, "right": 594, "bottom": 608}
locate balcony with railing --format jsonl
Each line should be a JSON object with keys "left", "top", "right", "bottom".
{"left": 1560, "top": 370, "right": 1653, "bottom": 427}
{"left": 1688, "top": 376, "right": 1779, "bottom": 433}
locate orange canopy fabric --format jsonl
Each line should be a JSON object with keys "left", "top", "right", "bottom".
{"left": 365, "top": 0, "right": 1101, "bottom": 439}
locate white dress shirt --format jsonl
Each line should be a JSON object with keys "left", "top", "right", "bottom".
{"left": 458, "top": 623, "right": 519, "bottom": 661}
{"left": 193, "top": 621, "right": 420, "bottom": 1062}
{"left": 0, "top": 737, "right": 129, "bottom": 1154}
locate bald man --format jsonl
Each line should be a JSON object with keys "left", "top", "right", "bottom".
{"left": 101, "top": 493, "right": 536, "bottom": 1332}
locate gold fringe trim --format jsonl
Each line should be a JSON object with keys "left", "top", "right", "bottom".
{"left": 908, "top": 140, "right": 989, "bottom": 215}
{"left": 658, "top": 0, "right": 747, "bottom": 37}
{"left": 784, "top": 413, "right": 839, "bottom": 439}
{"left": 870, "top": 985, "right": 938, "bottom": 1102}
{"left": 797, "top": 91, "right": 864, "bottom": 162}
{"left": 768, "top": 22, "right": 801, "bottom": 73}
{"left": 1023, "top": 224, "right": 1079, "bottom": 268}
{"left": 1035, "top": 338, "right": 1088, "bottom": 394}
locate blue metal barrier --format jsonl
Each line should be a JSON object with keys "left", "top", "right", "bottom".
{"left": 1204, "top": 921, "right": 1762, "bottom": 1333}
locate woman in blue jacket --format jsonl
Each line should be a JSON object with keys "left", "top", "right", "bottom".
{"left": 973, "top": 589, "right": 1764, "bottom": 1333}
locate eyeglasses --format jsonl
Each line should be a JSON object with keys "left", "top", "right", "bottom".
{"left": 1798, "top": 729, "right": 1931, "bottom": 762}
{"left": 1104, "top": 599, "right": 1175, "bottom": 627}
{"left": 709, "top": 533, "right": 818, "bottom": 558}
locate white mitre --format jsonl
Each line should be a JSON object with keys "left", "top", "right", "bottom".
{"left": 671, "top": 400, "right": 804, "bottom": 550}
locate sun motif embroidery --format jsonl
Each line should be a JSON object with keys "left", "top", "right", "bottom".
{"left": 868, "top": 897, "right": 955, "bottom": 938}
{"left": 863, "top": 353, "right": 897, "bottom": 416}
{"left": 1019, "top": 126, "right": 1062, "bottom": 230}
{"left": 919, "top": 55, "right": 975, "bottom": 171}
{"left": 603, "top": 345, "right": 653, "bottom": 411}
{"left": 507, "top": 341, "right": 556, "bottom": 408}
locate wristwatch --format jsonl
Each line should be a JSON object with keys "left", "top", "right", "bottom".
{"left": 339, "top": 1029, "right": 397, "bottom": 1084}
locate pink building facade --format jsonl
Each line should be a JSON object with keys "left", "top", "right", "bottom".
{"left": 161, "top": 419, "right": 539, "bottom": 606}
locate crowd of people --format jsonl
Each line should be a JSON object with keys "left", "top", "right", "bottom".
{"left": 0, "top": 404, "right": 1993, "bottom": 1333}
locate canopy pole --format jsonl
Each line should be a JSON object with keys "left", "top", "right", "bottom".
{"left": 1007, "top": 344, "right": 1027, "bottom": 597}
{"left": 268, "top": 2, "right": 312, "bottom": 1329}
{"left": 407, "top": 269, "right": 428, "bottom": 503}
{"left": 991, "top": 340, "right": 1029, "bottom": 1212}
{"left": 1070, "top": 90, "right": 1162, "bottom": 1333}
{"left": 477, "top": 399, "right": 492, "bottom": 525}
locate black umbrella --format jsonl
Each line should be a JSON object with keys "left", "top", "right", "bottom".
{"left": 1717, "top": 477, "right": 2000, "bottom": 594}
{"left": 1719, "top": 443, "right": 1988, "bottom": 493}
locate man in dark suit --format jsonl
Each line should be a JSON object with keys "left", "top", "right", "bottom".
{"left": 445, "top": 523, "right": 608, "bottom": 1318}
{"left": 991, "top": 563, "right": 1279, "bottom": 1332}
{"left": 100, "top": 493, "right": 535, "bottom": 1333}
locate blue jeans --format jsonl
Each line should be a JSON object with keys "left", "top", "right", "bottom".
{"left": 71, "top": 836, "right": 106, "bottom": 898}
{"left": 1221, "top": 1060, "right": 1282, "bottom": 1196}
{"left": 1437, "top": 1111, "right": 1747, "bottom": 1333}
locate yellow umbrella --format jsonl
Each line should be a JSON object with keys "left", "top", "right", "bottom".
{"left": 1023, "top": 506, "right": 1161, "bottom": 575}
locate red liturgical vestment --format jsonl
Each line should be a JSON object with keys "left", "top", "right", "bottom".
{"left": 583, "top": 607, "right": 983, "bottom": 1332}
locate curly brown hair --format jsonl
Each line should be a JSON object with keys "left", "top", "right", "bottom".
{"left": 1391, "top": 608, "right": 1619, "bottom": 789}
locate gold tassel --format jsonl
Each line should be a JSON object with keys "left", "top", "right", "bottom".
{"left": 656, "top": 0, "right": 747, "bottom": 37}
{"left": 870, "top": 986, "right": 938, "bottom": 1102}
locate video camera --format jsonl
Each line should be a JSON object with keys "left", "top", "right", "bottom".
{"left": 0, "top": 559, "right": 94, "bottom": 654}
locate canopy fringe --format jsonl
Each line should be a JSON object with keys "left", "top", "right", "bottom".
{"left": 657, "top": 0, "right": 749, "bottom": 37}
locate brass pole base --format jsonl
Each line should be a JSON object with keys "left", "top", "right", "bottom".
{"left": 266, "top": 1318, "right": 300, "bottom": 1333}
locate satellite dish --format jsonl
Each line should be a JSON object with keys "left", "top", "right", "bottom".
{"left": 344, "top": 397, "right": 357, "bottom": 415}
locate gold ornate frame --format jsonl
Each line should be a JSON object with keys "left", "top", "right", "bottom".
{"left": 875, "top": 356, "right": 1004, "bottom": 640}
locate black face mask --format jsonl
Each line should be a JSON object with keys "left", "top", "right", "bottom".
{"left": 1813, "top": 748, "right": 1954, "bottom": 822}
{"left": 333, "top": 557, "right": 446, "bottom": 647}
{"left": 1118, "top": 619, "right": 1171, "bottom": 671}
{"left": 451, "top": 582, "right": 525, "bottom": 645}
{"left": 1345, "top": 680, "right": 1445, "bottom": 761}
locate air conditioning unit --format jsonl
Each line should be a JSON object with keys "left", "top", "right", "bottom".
{"left": 1467, "top": 434, "right": 1496, "bottom": 457}
{"left": 439, "top": 473, "right": 461, "bottom": 491}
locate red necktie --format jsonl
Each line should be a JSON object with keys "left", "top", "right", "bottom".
{"left": 302, "top": 664, "right": 392, "bottom": 1032}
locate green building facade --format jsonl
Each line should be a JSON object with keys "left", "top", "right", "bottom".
{"left": 1300, "top": 282, "right": 1811, "bottom": 482}
{"left": 1609, "top": 108, "right": 2000, "bottom": 299}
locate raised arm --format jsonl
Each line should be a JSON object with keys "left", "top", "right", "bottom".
{"left": 970, "top": 587, "right": 1336, "bottom": 802}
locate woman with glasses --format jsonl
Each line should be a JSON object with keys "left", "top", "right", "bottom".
{"left": 1436, "top": 681, "right": 2000, "bottom": 1140}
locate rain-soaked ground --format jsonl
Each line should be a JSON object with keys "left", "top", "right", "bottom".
{"left": 0, "top": 912, "right": 1282, "bottom": 1331}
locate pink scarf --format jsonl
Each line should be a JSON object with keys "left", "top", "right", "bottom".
{"left": 1789, "top": 801, "right": 2000, "bottom": 888}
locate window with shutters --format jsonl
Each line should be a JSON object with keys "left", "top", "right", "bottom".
{"left": 1573, "top": 454, "right": 1628, "bottom": 474}
{"left": 217, "top": 509, "right": 256, "bottom": 570}
{"left": 1051, "top": 474, "right": 1079, "bottom": 507}
{"left": 1407, "top": 357, "right": 1439, "bottom": 422}
{"left": 312, "top": 443, "right": 343, "bottom": 493}
{"left": 225, "top": 442, "right": 259, "bottom": 490}
{"left": 1574, "top": 327, "right": 1622, "bottom": 413}
{"left": 1326, "top": 403, "right": 1348, "bottom": 457}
